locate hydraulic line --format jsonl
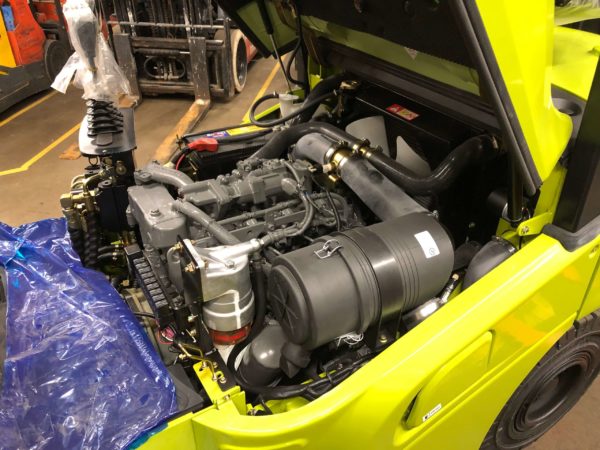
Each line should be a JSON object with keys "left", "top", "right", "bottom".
{"left": 285, "top": 1, "right": 309, "bottom": 93}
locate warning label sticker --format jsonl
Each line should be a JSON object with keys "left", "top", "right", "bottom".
{"left": 386, "top": 104, "right": 420, "bottom": 121}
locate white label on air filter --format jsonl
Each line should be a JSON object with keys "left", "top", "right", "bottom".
{"left": 414, "top": 231, "right": 440, "bottom": 259}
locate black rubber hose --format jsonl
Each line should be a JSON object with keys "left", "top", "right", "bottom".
{"left": 249, "top": 92, "right": 335, "bottom": 128}
{"left": 325, "top": 190, "right": 342, "bottom": 231}
{"left": 289, "top": 72, "right": 347, "bottom": 125}
{"left": 97, "top": 252, "right": 125, "bottom": 263}
{"left": 252, "top": 121, "right": 358, "bottom": 159}
{"left": 253, "top": 122, "right": 491, "bottom": 197}
{"left": 98, "top": 244, "right": 123, "bottom": 254}
{"left": 227, "top": 261, "right": 267, "bottom": 374}
{"left": 362, "top": 136, "right": 492, "bottom": 195}
{"left": 181, "top": 73, "right": 344, "bottom": 146}
{"left": 133, "top": 311, "right": 155, "bottom": 319}
{"left": 285, "top": 38, "right": 305, "bottom": 89}
{"left": 285, "top": 2, "right": 309, "bottom": 93}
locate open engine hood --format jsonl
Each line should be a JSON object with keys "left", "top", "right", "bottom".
{"left": 218, "top": 0, "right": 575, "bottom": 195}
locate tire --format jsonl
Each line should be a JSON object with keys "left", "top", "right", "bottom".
{"left": 44, "top": 39, "right": 70, "bottom": 81}
{"left": 230, "top": 29, "right": 248, "bottom": 93}
{"left": 481, "top": 311, "right": 600, "bottom": 450}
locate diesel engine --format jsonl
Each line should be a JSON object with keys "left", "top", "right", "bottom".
{"left": 61, "top": 74, "right": 517, "bottom": 408}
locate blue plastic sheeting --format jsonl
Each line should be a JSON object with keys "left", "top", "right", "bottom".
{"left": 0, "top": 219, "right": 178, "bottom": 449}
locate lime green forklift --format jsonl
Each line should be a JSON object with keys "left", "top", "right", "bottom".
{"left": 30, "top": 1, "right": 600, "bottom": 449}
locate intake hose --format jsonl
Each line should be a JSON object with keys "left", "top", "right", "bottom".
{"left": 362, "top": 136, "right": 492, "bottom": 195}
{"left": 136, "top": 162, "right": 193, "bottom": 189}
{"left": 255, "top": 122, "right": 491, "bottom": 196}
{"left": 292, "top": 133, "right": 425, "bottom": 220}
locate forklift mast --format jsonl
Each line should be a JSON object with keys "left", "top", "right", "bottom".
{"left": 100, "top": 0, "right": 254, "bottom": 103}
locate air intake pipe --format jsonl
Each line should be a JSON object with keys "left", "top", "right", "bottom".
{"left": 292, "top": 133, "right": 424, "bottom": 220}
{"left": 254, "top": 121, "right": 490, "bottom": 196}
{"left": 361, "top": 136, "right": 492, "bottom": 195}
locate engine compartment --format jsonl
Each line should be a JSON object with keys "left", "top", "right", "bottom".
{"left": 60, "top": 75, "right": 523, "bottom": 413}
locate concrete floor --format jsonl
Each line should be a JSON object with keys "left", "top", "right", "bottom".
{"left": 0, "top": 57, "right": 599, "bottom": 449}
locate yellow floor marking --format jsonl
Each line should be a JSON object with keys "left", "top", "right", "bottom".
{"left": 0, "top": 123, "right": 81, "bottom": 177}
{"left": 242, "top": 58, "right": 285, "bottom": 122}
{"left": 0, "top": 90, "right": 58, "bottom": 128}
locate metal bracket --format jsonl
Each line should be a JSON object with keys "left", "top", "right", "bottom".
{"left": 314, "top": 239, "right": 343, "bottom": 259}
{"left": 517, "top": 212, "right": 553, "bottom": 237}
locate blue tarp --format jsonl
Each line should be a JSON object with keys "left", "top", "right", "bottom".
{"left": 0, "top": 219, "right": 178, "bottom": 449}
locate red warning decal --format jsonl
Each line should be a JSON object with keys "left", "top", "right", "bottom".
{"left": 386, "top": 104, "right": 420, "bottom": 121}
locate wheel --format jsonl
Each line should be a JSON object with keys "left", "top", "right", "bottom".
{"left": 44, "top": 39, "right": 70, "bottom": 81}
{"left": 230, "top": 29, "right": 248, "bottom": 93}
{"left": 481, "top": 311, "right": 600, "bottom": 449}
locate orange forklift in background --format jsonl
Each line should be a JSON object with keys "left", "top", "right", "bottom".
{"left": 0, "top": 0, "right": 70, "bottom": 113}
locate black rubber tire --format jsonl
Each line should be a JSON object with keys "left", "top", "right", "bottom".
{"left": 230, "top": 29, "right": 248, "bottom": 93}
{"left": 481, "top": 311, "right": 600, "bottom": 450}
{"left": 44, "top": 39, "right": 70, "bottom": 81}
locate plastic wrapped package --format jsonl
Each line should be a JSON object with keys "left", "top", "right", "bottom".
{"left": 52, "top": 0, "right": 131, "bottom": 102}
{"left": 0, "top": 219, "right": 178, "bottom": 450}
